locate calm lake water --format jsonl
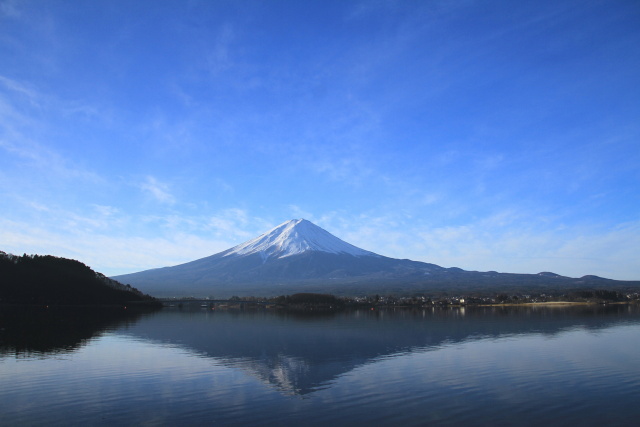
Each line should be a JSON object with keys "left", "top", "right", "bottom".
{"left": 1, "top": 304, "right": 639, "bottom": 426}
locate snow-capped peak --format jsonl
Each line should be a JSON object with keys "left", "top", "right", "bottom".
{"left": 223, "top": 219, "right": 379, "bottom": 260}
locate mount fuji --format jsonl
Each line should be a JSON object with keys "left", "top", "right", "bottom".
{"left": 112, "top": 219, "right": 637, "bottom": 297}
{"left": 219, "top": 218, "right": 378, "bottom": 260}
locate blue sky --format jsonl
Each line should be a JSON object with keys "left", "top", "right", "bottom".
{"left": 1, "top": 0, "right": 639, "bottom": 279}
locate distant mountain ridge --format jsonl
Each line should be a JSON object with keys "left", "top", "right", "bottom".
{"left": 112, "top": 219, "right": 640, "bottom": 297}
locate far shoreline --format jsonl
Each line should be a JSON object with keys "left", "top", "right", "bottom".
{"left": 474, "top": 301, "right": 635, "bottom": 307}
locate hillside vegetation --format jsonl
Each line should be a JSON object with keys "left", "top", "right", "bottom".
{"left": 0, "top": 252, "right": 159, "bottom": 306}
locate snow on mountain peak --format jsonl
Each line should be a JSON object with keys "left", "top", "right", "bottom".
{"left": 223, "top": 219, "right": 378, "bottom": 260}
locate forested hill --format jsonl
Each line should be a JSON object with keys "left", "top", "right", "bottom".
{"left": 0, "top": 251, "right": 159, "bottom": 306}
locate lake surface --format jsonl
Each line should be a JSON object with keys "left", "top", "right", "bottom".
{"left": 1, "top": 304, "right": 639, "bottom": 426}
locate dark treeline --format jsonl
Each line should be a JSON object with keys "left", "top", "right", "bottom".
{"left": 0, "top": 251, "right": 159, "bottom": 306}
{"left": 569, "top": 289, "right": 628, "bottom": 301}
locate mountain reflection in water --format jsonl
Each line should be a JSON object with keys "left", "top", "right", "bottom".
{"left": 113, "top": 304, "right": 640, "bottom": 395}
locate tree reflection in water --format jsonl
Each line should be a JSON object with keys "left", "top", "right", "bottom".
{"left": 0, "top": 307, "right": 157, "bottom": 358}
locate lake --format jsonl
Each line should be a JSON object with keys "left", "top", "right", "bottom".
{"left": 1, "top": 304, "right": 639, "bottom": 426}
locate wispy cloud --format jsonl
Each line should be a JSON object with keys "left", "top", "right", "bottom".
{"left": 0, "top": 75, "right": 40, "bottom": 106}
{"left": 206, "top": 23, "right": 235, "bottom": 74}
{"left": 0, "top": 134, "right": 103, "bottom": 186}
{"left": 311, "top": 156, "right": 374, "bottom": 184}
{"left": 410, "top": 217, "right": 640, "bottom": 279}
{"left": 138, "top": 176, "right": 176, "bottom": 204}
{"left": 91, "top": 204, "right": 117, "bottom": 215}
{"left": 213, "top": 178, "right": 233, "bottom": 193}
{"left": 0, "top": 0, "right": 21, "bottom": 18}
{"left": 0, "top": 75, "right": 105, "bottom": 185}
{"left": 0, "top": 205, "right": 271, "bottom": 275}
{"left": 288, "top": 205, "right": 315, "bottom": 221}
{"left": 0, "top": 218, "right": 232, "bottom": 275}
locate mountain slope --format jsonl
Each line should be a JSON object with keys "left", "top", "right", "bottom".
{"left": 112, "top": 219, "right": 640, "bottom": 297}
